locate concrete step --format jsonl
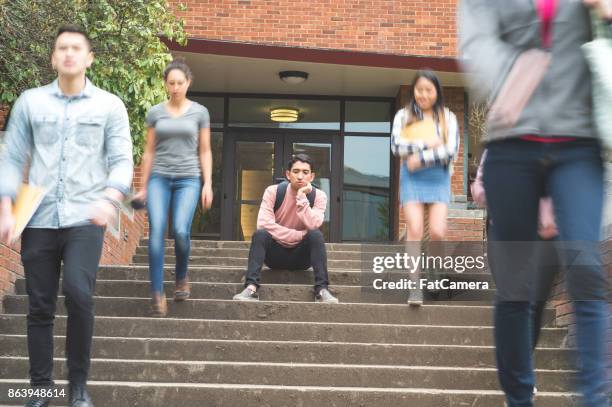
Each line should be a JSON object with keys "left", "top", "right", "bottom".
{"left": 96, "top": 265, "right": 496, "bottom": 286}
{"left": 12, "top": 279, "right": 497, "bottom": 304}
{"left": 132, "top": 255, "right": 369, "bottom": 269}
{"left": 130, "top": 255, "right": 492, "bottom": 276}
{"left": 135, "top": 246, "right": 392, "bottom": 261}
{"left": 134, "top": 245, "right": 488, "bottom": 263}
{"left": 0, "top": 357, "right": 574, "bottom": 392}
{"left": 0, "top": 335, "right": 574, "bottom": 370}
{"left": 0, "top": 379, "right": 580, "bottom": 407}
{"left": 0, "top": 315, "right": 567, "bottom": 347}
{"left": 3, "top": 296, "right": 543, "bottom": 326}
{"left": 140, "top": 240, "right": 407, "bottom": 252}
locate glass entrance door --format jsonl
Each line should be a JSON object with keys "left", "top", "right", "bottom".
{"left": 285, "top": 135, "right": 336, "bottom": 241}
{"left": 223, "top": 131, "right": 340, "bottom": 242}
{"left": 234, "top": 140, "right": 277, "bottom": 242}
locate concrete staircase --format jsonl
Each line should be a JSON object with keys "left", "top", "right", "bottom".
{"left": 0, "top": 240, "right": 579, "bottom": 406}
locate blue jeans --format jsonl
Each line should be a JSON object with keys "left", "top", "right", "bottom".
{"left": 483, "top": 139, "right": 608, "bottom": 407}
{"left": 147, "top": 173, "right": 201, "bottom": 295}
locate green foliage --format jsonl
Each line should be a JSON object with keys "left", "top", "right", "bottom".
{"left": 0, "top": 0, "right": 187, "bottom": 161}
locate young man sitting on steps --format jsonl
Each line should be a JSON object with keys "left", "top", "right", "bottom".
{"left": 233, "top": 154, "right": 339, "bottom": 303}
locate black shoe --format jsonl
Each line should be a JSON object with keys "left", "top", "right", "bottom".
{"left": 24, "top": 397, "right": 51, "bottom": 407}
{"left": 69, "top": 384, "right": 93, "bottom": 407}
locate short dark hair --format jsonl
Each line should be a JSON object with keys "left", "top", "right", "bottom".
{"left": 54, "top": 24, "right": 92, "bottom": 50}
{"left": 287, "top": 153, "right": 314, "bottom": 172}
{"left": 164, "top": 57, "right": 193, "bottom": 82}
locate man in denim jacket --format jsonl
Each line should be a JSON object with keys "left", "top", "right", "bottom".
{"left": 0, "top": 25, "right": 133, "bottom": 407}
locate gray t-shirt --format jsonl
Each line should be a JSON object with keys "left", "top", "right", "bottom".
{"left": 146, "top": 101, "right": 210, "bottom": 177}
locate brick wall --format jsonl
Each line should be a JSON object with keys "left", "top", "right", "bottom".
{"left": 0, "top": 242, "right": 22, "bottom": 313}
{"left": 100, "top": 167, "right": 147, "bottom": 264}
{"left": 445, "top": 216, "right": 485, "bottom": 241}
{"left": 132, "top": 166, "right": 150, "bottom": 239}
{"left": 169, "top": 0, "right": 458, "bottom": 58}
{"left": 445, "top": 87, "right": 466, "bottom": 197}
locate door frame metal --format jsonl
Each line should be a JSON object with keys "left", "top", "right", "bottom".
{"left": 221, "top": 129, "right": 340, "bottom": 241}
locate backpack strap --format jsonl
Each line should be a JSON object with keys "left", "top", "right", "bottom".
{"left": 273, "top": 181, "right": 317, "bottom": 212}
{"left": 306, "top": 187, "right": 316, "bottom": 208}
{"left": 274, "top": 181, "right": 289, "bottom": 213}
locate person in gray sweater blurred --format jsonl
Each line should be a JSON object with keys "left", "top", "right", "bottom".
{"left": 459, "top": 1, "right": 612, "bottom": 406}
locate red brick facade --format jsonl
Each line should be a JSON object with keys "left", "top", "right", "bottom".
{"left": 169, "top": 0, "right": 459, "bottom": 58}
{"left": 0, "top": 241, "right": 22, "bottom": 313}
{"left": 100, "top": 167, "right": 147, "bottom": 264}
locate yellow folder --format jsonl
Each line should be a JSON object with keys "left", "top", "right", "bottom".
{"left": 400, "top": 117, "right": 439, "bottom": 144}
{"left": 11, "top": 183, "right": 46, "bottom": 243}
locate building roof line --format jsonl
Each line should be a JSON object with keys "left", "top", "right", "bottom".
{"left": 163, "top": 38, "right": 460, "bottom": 73}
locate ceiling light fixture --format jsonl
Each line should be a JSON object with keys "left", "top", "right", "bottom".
{"left": 278, "top": 70, "right": 309, "bottom": 84}
{"left": 270, "top": 107, "right": 300, "bottom": 122}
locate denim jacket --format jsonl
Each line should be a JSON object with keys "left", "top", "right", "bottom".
{"left": 0, "top": 79, "right": 133, "bottom": 228}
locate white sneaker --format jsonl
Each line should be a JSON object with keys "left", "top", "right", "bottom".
{"left": 315, "top": 288, "right": 339, "bottom": 304}
{"left": 232, "top": 287, "right": 259, "bottom": 301}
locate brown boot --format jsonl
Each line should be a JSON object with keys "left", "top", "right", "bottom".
{"left": 174, "top": 278, "right": 190, "bottom": 302}
{"left": 150, "top": 292, "right": 167, "bottom": 317}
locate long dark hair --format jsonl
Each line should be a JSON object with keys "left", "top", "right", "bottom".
{"left": 163, "top": 57, "right": 193, "bottom": 82}
{"left": 405, "top": 69, "right": 447, "bottom": 141}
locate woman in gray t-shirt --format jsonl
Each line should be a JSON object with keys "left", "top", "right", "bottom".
{"left": 134, "top": 59, "right": 213, "bottom": 317}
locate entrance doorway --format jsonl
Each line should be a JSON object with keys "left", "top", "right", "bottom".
{"left": 220, "top": 130, "right": 341, "bottom": 242}
{"left": 188, "top": 94, "right": 395, "bottom": 243}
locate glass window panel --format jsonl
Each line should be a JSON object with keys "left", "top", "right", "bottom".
{"left": 342, "top": 136, "right": 391, "bottom": 241}
{"left": 234, "top": 141, "right": 275, "bottom": 241}
{"left": 229, "top": 98, "right": 340, "bottom": 130}
{"left": 345, "top": 101, "right": 392, "bottom": 133}
{"left": 292, "top": 142, "right": 332, "bottom": 241}
{"left": 189, "top": 96, "right": 224, "bottom": 127}
{"left": 191, "top": 131, "right": 224, "bottom": 238}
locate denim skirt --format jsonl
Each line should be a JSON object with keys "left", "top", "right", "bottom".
{"left": 400, "top": 163, "right": 450, "bottom": 204}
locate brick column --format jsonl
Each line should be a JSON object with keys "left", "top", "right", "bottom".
{"left": 100, "top": 166, "right": 148, "bottom": 264}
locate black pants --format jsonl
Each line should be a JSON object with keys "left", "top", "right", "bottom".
{"left": 488, "top": 220, "right": 560, "bottom": 350}
{"left": 21, "top": 225, "right": 105, "bottom": 387}
{"left": 483, "top": 139, "right": 607, "bottom": 406}
{"left": 244, "top": 229, "right": 329, "bottom": 294}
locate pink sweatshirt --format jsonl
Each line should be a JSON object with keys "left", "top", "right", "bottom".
{"left": 256, "top": 184, "right": 327, "bottom": 247}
